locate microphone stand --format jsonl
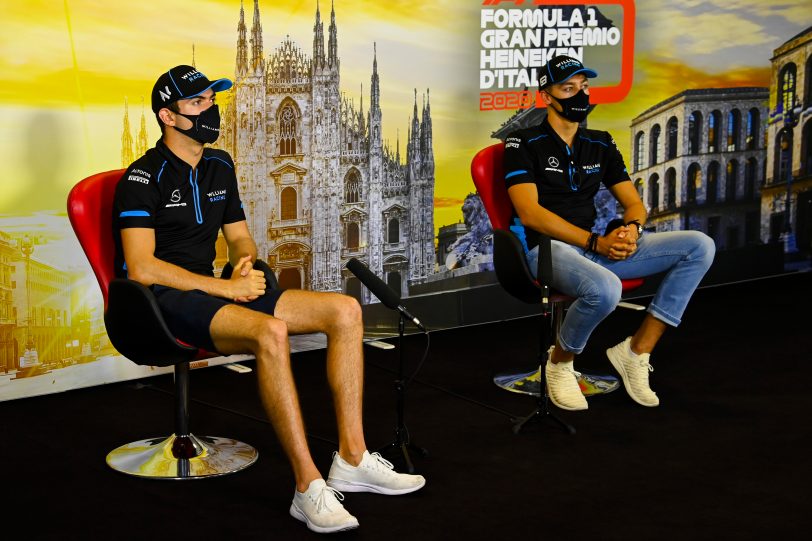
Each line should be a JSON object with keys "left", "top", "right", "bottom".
{"left": 376, "top": 314, "right": 428, "bottom": 474}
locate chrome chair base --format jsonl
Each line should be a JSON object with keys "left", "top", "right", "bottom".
{"left": 106, "top": 433, "right": 258, "bottom": 479}
{"left": 494, "top": 368, "right": 620, "bottom": 397}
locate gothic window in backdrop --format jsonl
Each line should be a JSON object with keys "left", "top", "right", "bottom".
{"left": 346, "top": 222, "right": 360, "bottom": 250}
{"left": 708, "top": 110, "right": 721, "bottom": 153}
{"left": 667, "top": 116, "right": 678, "bottom": 160}
{"left": 386, "top": 271, "right": 402, "bottom": 299}
{"left": 278, "top": 102, "right": 299, "bottom": 156}
{"left": 634, "top": 178, "right": 644, "bottom": 200}
{"left": 344, "top": 169, "right": 361, "bottom": 203}
{"left": 649, "top": 124, "right": 661, "bottom": 166}
{"left": 688, "top": 111, "right": 702, "bottom": 155}
{"left": 726, "top": 160, "right": 738, "bottom": 201}
{"left": 665, "top": 168, "right": 677, "bottom": 209}
{"left": 648, "top": 173, "right": 660, "bottom": 211}
{"left": 634, "top": 131, "right": 645, "bottom": 172}
{"left": 779, "top": 63, "right": 797, "bottom": 114}
{"left": 687, "top": 163, "right": 700, "bottom": 203}
{"left": 707, "top": 161, "right": 719, "bottom": 203}
{"left": 278, "top": 268, "right": 301, "bottom": 290}
{"left": 281, "top": 187, "right": 297, "bottom": 220}
{"left": 746, "top": 108, "right": 760, "bottom": 150}
{"left": 727, "top": 109, "right": 741, "bottom": 152}
{"left": 388, "top": 218, "right": 400, "bottom": 244}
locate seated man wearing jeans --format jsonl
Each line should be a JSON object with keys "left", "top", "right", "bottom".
{"left": 114, "top": 65, "right": 425, "bottom": 534}
{"left": 503, "top": 55, "right": 715, "bottom": 411}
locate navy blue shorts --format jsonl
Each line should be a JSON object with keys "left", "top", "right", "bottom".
{"left": 153, "top": 282, "right": 284, "bottom": 353}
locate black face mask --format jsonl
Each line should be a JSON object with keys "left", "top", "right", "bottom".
{"left": 175, "top": 104, "right": 221, "bottom": 144}
{"left": 549, "top": 89, "right": 591, "bottom": 124}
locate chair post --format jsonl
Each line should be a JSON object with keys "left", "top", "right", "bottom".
{"left": 171, "top": 362, "right": 200, "bottom": 461}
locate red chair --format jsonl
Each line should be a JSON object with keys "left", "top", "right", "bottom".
{"left": 67, "top": 169, "right": 258, "bottom": 478}
{"left": 471, "top": 143, "right": 644, "bottom": 433}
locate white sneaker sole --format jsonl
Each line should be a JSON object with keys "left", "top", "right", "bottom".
{"left": 606, "top": 346, "right": 659, "bottom": 407}
{"left": 289, "top": 502, "right": 359, "bottom": 533}
{"left": 545, "top": 384, "right": 588, "bottom": 411}
{"left": 326, "top": 476, "right": 426, "bottom": 495}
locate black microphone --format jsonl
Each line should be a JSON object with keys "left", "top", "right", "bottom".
{"left": 345, "top": 258, "right": 426, "bottom": 332}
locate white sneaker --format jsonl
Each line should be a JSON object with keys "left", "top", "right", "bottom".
{"left": 327, "top": 450, "right": 426, "bottom": 495}
{"left": 607, "top": 337, "right": 659, "bottom": 407}
{"left": 545, "top": 346, "right": 588, "bottom": 411}
{"left": 290, "top": 478, "right": 359, "bottom": 533}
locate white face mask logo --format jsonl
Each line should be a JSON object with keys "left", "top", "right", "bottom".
{"left": 171, "top": 189, "right": 181, "bottom": 203}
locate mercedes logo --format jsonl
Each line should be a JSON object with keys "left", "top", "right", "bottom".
{"left": 548, "top": 157, "right": 559, "bottom": 168}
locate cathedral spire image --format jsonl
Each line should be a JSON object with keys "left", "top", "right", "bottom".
{"left": 198, "top": 1, "right": 434, "bottom": 299}
{"left": 121, "top": 98, "right": 134, "bottom": 167}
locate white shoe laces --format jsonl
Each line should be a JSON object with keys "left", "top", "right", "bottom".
{"left": 551, "top": 362, "right": 581, "bottom": 380}
{"left": 312, "top": 485, "right": 345, "bottom": 513}
{"left": 628, "top": 359, "right": 654, "bottom": 391}
{"left": 366, "top": 452, "right": 395, "bottom": 474}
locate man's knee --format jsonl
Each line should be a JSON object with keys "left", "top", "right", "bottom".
{"left": 691, "top": 231, "right": 716, "bottom": 266}
{"left": 256, "top": 317, "right": 289, "bottom": 352}
{"left": 332, "top": 294, "right": 363, "bottom": 327}
{"left": 584, "top": 273, "right": 622, "bottom": 313}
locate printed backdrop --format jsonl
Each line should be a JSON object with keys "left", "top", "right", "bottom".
{"left": 0, "top": 1, "right": 808, "bottom": 401}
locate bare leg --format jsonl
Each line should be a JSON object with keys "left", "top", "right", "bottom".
{"left": 275, "top": 290, "right": 367, "bottom": 467}
{"left": 630, "top": 313, "right": 668, "bottom": 354}
{"left": 550, "top": 337, "right": 575, "bottom": 364}
{"left": 210, "top": 304, "right": 320, "bottom": 492}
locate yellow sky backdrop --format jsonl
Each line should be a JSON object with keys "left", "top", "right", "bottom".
{"left": 0, "top": 0, "right": 807, "bottom": 231}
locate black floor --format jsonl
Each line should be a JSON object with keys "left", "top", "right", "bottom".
{"left": 2, "top": 272, "right": 810, "bottom": 540}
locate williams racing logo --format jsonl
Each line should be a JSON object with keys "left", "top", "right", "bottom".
{"left": 208, "top": 189, "right": 226, "bottom": 203}
{"left": 582, "top": 163, "right": 601, "bottom": 174}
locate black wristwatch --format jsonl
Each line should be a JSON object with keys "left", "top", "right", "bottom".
{"left": 625, "top": 220, "right": 643, "bottom": 235}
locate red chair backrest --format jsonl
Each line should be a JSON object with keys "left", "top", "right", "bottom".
{"left": 470, "top": 142, "right": 512, "bottom": 231}
{"left": 67, "top": 169, "right": 126, "bottom": 309}
{"left": 470, "top": 143, "right": 645, "bottom": 295}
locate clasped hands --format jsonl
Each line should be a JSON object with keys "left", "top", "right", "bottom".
{"left": 600, "top": 225, "right": 638, "bottom": 260}
{"left": 229, "top": 255, "right": 267, "bottom": 302}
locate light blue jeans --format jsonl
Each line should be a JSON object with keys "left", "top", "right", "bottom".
{"left": 526, "top": 230, "right": 716, "bottom": 354}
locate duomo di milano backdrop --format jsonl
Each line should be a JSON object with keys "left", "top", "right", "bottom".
{"left": 0, "top": 1, "right": 810, "bottom": 401}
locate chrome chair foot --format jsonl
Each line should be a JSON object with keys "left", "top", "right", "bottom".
{"left": 106, "top": 433, "right": 258, "bottom": 479}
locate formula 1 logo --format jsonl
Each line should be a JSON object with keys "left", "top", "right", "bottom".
{"left": 479, "top": 0, "right": 636, "bottom": 111}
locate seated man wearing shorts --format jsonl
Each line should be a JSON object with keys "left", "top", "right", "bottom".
{"left": 113, "top": 65, "right": 425, "bottom": 534}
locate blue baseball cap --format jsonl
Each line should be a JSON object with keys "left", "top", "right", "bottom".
{"left": 151, "top": 65, "right": 232, "bottom": 113}
{"left": 539, "top": 55, "right": 598, "bottom": 89}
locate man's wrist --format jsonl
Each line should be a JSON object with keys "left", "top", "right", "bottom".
{"left": 625, "top": 219, "right": 643, "bottom": 236}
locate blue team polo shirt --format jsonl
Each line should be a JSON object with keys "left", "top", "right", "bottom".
{"left": 113, "top": 139, "right": 246, "bottom": 278}
{"left": 503, "top": 118, "right": 630, "bottom": 249}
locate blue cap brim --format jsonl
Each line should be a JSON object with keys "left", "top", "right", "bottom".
{"left": 561, "top": 68, "right": 598, "bottom": 83}
{"left": 189, "top": 77, "right": 233, "bottom": 98}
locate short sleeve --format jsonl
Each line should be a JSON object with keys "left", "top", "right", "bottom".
{"left": 223, "top": 166, "right": 246, "bottom": 225}
{"left": 503, "top": 133, "right": 535, "bottom": 188}
{"left": 113, "top": 167, "right": 160, "bottom": 229}
{"left": 601, "top": 134, "right": 631, "bottom": 188}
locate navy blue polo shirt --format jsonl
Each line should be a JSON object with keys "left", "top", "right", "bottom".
{"left": 503, "top": 118, "right": 630, "bottom": 249}
{"left": 113, "top": 139, "right": 245, "bottom": 278}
